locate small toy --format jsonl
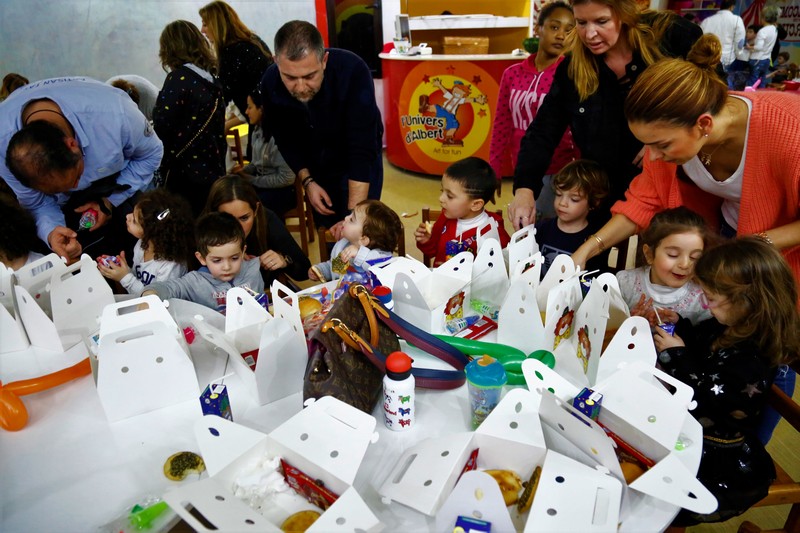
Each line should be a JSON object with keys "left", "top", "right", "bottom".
{"left": 456, "top": 316, "right": 498, "bottom": 340}
{"left": 446, "top": 315, "right": 480, "bottom": 334}
{"left": 129, "top": 501, "right": 169, "bottom": 530}
{"left": 97, "top": 255, "right": 121, "bottom": 268}
{"left": 470, "top": 299, "right": 499, "bottom": 320}
{"left": 78, "top": 208, "right": 98, "bottom": 230}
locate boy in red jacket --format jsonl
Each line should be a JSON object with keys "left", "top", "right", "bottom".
{"left": 415, "top": 157, "right": 510, "bottom": 267}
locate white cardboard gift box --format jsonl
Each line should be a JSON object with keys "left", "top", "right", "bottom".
{"left": 95, "top": 295, "right": 199, "bottom": 422}
{"left": 380, "top": 388, "right": 623, "bottom": 531}
{"left": 523, "top": 358, "right": 716, "bottom": 526}
{"left": 507, "top": 224, "right": 539, "bottom": 279}
{"left": 0, "top": 262, "right": 28, "bottom": 353}
{"left": 9, "top": 252, "right": 67, "bottom": 319}
{"left": 12, "top": 254, "right": 113, "bottom": 353}
{"left": 470, "top": 238, "right": 509, "bottom": 311}
{"left": 391, "top": 252, "right": 473, "bottom": 334}
{"left": 191, "top": 281, "right": 307, "bottom": 406}
{"left": 164, "top": 396, "right": 383, "bottom": 532}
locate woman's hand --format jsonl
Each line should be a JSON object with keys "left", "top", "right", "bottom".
{"left": 509, "top": 188, "right": 536, "bottom": 231}
{"left": 654, "top": 327, "right": 685, "bottom": 352}
{"left": 260, "top": 250, "right": 287, "bottom": 271}
{"left": 97, "top": 251, "right": 130, "bottom": 282}
{"left": 414, "top": 222, "right": 431, "bottom": 244}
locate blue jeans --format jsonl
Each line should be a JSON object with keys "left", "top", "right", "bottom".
{"left": 747, "top": 58, "right": 771, "bottom": 89}
{"left": 757, "top": 364, "right": 797, "bottom": 444}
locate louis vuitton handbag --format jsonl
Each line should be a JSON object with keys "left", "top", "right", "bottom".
{"left": 304, "top": 284, "right": 470, "bottom": 413}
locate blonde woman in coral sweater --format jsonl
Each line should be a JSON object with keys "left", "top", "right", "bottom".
{"left": 572, "top": 34, "right": 800, "bottom": 283}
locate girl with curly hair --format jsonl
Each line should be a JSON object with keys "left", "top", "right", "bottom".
{"left": 98, "top": 189, "right": 195, "bottom": 294}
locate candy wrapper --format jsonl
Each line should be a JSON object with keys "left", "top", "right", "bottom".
{"left": 280, "top": 458, "right": 339, "bottom": 510}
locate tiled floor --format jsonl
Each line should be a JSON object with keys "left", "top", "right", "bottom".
{"left": 293, "top": 155, "right": 799, "bottom": 533}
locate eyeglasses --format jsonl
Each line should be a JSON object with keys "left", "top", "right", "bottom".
{"left": 700, "top": 292, "right": 728, "bottom": 310}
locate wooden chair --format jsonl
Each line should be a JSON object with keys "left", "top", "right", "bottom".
{"left": 317, "top": 224, "right": 406, "bottom": 262}
{"left": 227, "top": 128, "right": 245, "bottom": 167}
{"left": 737, "top": 360, "right": 800, "bottom": 533}
{"left": 281, "top": 179, "right": 315, "bottom": 256}
{"left": 420, "top": 207, "right": 503, "bottom": 267}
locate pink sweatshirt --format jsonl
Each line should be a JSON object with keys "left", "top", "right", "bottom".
{"left": 490, "top": 54, "right": 579, "bottom": 179}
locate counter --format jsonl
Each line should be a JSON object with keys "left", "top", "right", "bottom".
{"left": 380, "top": 52, "right": 521, "bottom": 176}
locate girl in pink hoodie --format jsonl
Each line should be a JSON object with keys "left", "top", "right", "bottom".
{"left": 490, "top": 1, "right": 579, "bottom": 219}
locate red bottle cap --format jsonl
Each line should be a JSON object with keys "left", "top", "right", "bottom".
{"left": 386, "top": 351, "right": 413, "bottom": 375}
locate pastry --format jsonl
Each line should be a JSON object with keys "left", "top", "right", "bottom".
{"left": 484, "top": 469, "right": 522, "bottom": 506}
{"left": 280, "top": 510, "right": 321, "bottom": 532}
{"left": 298, "top": 297, "right": 322, "bottom": 320}
{"left": 163, "top": 451, "right": 205, "bottom": 481}
{"left": 517, "top": 466, "right": 542, "bottom": 513}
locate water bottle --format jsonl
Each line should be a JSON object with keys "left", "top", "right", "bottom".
{"left": 383, "top": 351, "right": 415, "bottom": 431}
{"left": 465, "top": 355, "right": 507, "bottom": 429}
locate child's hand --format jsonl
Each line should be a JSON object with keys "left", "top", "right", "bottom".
{"left": 629, "top": 294, "right": 655, "bottom": 323}
{"left": 415, "top": 222, "right": 432, "bottom": 244}
{"left": 339, "top": 244, "right": 359, "bottom": 262}
{"left": 97, "top": 251, "right": 130, "bottom": 281}
{"left": 655, "top": 307, "right": 680, "bottom": 325}
{"left": 308, "top": 267, "right": 320, "bottom": 281}
{"left": 231, "top": 163, "right": 244, "bottom": 174}
{"left": 653, "top": 327, "right": 685, "bottom": 352}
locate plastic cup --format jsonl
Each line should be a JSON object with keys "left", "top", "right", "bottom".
{"left": 465, "top": 355, "right": 507, "bottom": 429}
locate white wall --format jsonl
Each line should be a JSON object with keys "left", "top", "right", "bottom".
{"left": 0, "top": 0, "right": 314, "bottom": 87}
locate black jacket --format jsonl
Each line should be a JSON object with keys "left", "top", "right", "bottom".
{"left": 514, "top": 14, "right": 702, "bottom": 205}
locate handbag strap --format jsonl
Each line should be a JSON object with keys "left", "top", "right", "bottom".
{"left": 175, "top": 97, "right": 219, "bottom": 159}
{"left": 346, "top": 285, "right": 470, "bottom": 389}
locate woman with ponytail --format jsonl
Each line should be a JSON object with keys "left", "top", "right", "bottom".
{"left": 572, "top": 34, "right": 800, "bottom": 286}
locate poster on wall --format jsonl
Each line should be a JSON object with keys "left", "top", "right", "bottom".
{"left": 385, "top": 59, "right": 517, "bottom": 176}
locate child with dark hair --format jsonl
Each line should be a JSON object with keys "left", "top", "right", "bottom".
{"left": 143, "top": 211, "right": 263, "bottom": 311}
{"left": 415, "top": 157, "right": 510, "bottom": 267}
{"left": 766, "top": 51, "right": 791, "bottom": 84}
{"left": 616, "top": 207, "right": 714, "bottom": 326}
{"left": 98, "top": 189, "right": 194, "bottom": 294}
{"left": 0, "top": 196, "right": 45, "bottom": 270}
{"left": 655, "top": 238, "right": 800, "bottom": 525}
{"left": 309, "top": 199, "right": 402, "bottom": 282}
{"left": 231, "top": 89, "right": 296, "bottom": 217}
{"left": 534, "top": 159, "right": 608, "bottom": 275}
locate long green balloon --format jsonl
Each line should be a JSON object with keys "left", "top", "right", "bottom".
{"left": 425, "top": 335, "right": 555, "bottom": 385}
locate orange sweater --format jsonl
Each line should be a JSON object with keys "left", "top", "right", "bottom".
{"left": 612, "top": 91, "right": 800, "bottom": 281}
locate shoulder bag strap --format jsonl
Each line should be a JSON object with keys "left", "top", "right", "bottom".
{"left": 174, "top": 97, "right": 219, "bottom": 159}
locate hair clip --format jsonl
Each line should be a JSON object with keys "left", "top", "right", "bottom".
{"left": 157, "top": 208, "right": 170, "bottom": 221}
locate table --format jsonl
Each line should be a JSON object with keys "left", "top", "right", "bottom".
{"left": 0, "top": 299, "right": 702, "bottom": 532}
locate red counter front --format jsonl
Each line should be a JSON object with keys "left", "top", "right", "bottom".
{"left": 381, "top": 53, "right": 519, "bottom": 176}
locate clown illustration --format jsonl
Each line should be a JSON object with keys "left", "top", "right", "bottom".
{"left": 553, "top": 306, "right": 575, "bottom": 349}
{"left": 576, "top": 324, "right": 591, "bottom": 373}
{"left": 445, "top": 291, "right": 466, "bottom": 321}
{"left": 419, "top": 78, "right": 488, "bottom": 146}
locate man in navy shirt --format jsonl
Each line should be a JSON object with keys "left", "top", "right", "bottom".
{"left": 260, "top": 20, "right": 383, "bottom": 234}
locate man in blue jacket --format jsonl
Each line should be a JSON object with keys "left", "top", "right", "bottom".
{"left": 260, "top": 20, "right": 383, "bottom": 234}
{"left": 1, "top": 77, "right": 163, "bottom": 261}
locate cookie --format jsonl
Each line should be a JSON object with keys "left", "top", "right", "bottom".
{"left": 163, "top": 451, "right": 205, "bottom": 481}
{"left": 280, "top": 510, "right": 321, "bottom": 532}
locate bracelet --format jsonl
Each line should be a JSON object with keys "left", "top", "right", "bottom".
{"left": 756, "top": 231, "right": 774, "bottom": 246}
{"left": 301, "top": 176, "right": 314, "bottom": 188}
{"left": 591, "top": 233, "right": 605, "bottom": 252}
